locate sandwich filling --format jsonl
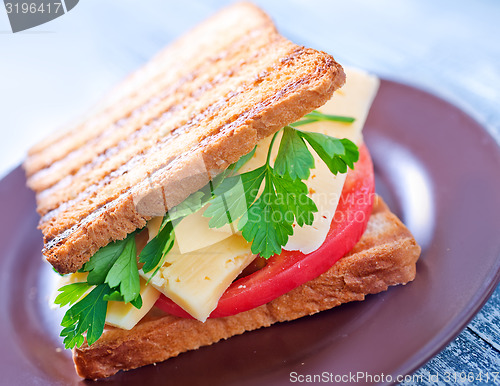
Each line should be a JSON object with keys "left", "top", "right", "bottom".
{"left": 54, "top": 68, "right": 379, "bottom": 348}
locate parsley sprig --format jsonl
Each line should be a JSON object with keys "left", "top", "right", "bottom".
{"left": 54, "top": 110, "right": 356, "bottom": 349}
{"left": 55, "top": 232, "right": 143, "bottom": 348}
{"left": 202, "top": 122, "right": 358, "bottom": 258}
{"left": 58, "top": 284, "right": 111, "bottom": 348}
{"left": 293, "top": 110, "right": 356, "bottom": 126}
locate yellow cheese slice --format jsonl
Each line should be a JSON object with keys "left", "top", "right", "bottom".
{"left": 105, "top": 278, "right": 160, "bottom": 330}
{"left": 140, "top": 235, "right": 254, "bottom": 322}
{"left": 173, "top": 206, "right": 234, "bottom": 253}
{"left": 146, "top": 204, "right": 235, "bottom": 255}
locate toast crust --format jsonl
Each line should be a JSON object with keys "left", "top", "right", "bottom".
{"left": 24, "top": 3, "right": 345, "bottom": 274}
{"left": 73, "top": 196, "right": 421, "bottom": 379}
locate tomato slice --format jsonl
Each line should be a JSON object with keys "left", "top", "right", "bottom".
{"left": 156, "top": 144, "right": 374, "bottom": 319}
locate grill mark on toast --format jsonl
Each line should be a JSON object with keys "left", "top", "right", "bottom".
{"left": 42, "top": 46, "right": 306, "bottom": 239}
{"left": 36, "top": 39, "right": 284, "bottom": 217}
{"left": 24, "top": 5, "right": 276, "bottom": 165}
{"left": 28, "top": 29, "right": 273, "bottom": 188}
{"left": 42, "top": 49, "right": 315, "bottom": 251}
{"left": 39, "top": 67, "right": 235, "bottom": 224}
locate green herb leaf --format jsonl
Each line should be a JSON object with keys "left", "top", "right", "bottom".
{"left": 289, "top": 118, "right": 318, "bottom": 127}
{"left": 104, "top": 236, "right": 140, "bottom": 303}
{"left": 293, "top": 110, "right": 355, "bottom": 126}
{"left": 60, "top": 283, "right": 111, "bottom": 348}
{"left": 297, "top": 130, "right": 359, "bottom": 174}
{"left": 239, "top": 171, "right": 294, "bottom": 258}
{"left": 237, "top": 167, "right": 318, "bottom": 258}
{"left": 274, "top": 126, "right": 315, "bottom": 180}
{"left": 57, "top": 233, "right": 140, "bottom": 348}
{"left": 139, "top": 221, "right": 175, "bottom": 274}
{"left": 103, "top": 291, "right": 143, "bottom": 309}
{"left": 130, "top": 294, "right": 143, "bottom": 309}
{"left": 166, "top": 191, "right": 206, "bottom": 224}
{"left": 54, "top": 282, "right": 91, "bottom": 307}
{"left": 102, "top": 290, "right": 123, "bottom": 302}
{"left": 203, "top": 121, "right": 358, "bottom": 258}
{"left": 270, "top": 172, "right": 317, "bottom": 227}
{"left": 157, "top": 147, "right": 257, "bottom": 231}
{"left": 83, "top": 236, "right": 130, "bottom": 285}
{"left": 203, "top": 166, "right": 266, "bottom": 228}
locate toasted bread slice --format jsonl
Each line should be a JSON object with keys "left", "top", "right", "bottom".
{"left": 73, "top": 196, "right": 421, "bottom": 379}
{"left": 24, "top": 2, "right": 345, "bottom": 274}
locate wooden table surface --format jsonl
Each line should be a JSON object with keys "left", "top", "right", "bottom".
{"left": 1, "top": 1, "right": 499, "bottom": 384}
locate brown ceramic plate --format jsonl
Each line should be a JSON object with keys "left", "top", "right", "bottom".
{"left": 1, "top": 79, "right": 500, "bottom": 385}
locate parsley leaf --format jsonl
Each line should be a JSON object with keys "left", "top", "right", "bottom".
{"left": 237, "top": 166, "right": 317, "bottom": 258}
{"left": 60, "top": 283, "right": 111, "bottom": 348}
{"left": 275, "top": 126, "right": 359, "bottom": 178}
{"left": 169, "top": 146, "right": 257, "bottom": 224}
{"left": 239, "top": 172, "right": 294, "bottom": 258}
{"left": 137, "top": 146, "right": 258, "bottom": 281}
{"left": 297, "top": 130, "right": 359, "bottom": 174}
{"left": 139, "top": 149, "right": 258, "bottom": 279}
{"left": 166, "top": 191, "right": 206, "bottom": 224}
{"left": 82, "top": 233, "right": 141, "bottom": 304}
{"left": 104, "top": 235, "right": 141, "bottom": 303}
{"left": 54, "top": 282, "right": 91, "bottom": 307}
{"left": 103, "top": 290, "right": 143, "bottom": 309}
{"left": 56, "top": 233, "right": 142, "bottom": 349}
{"left": 83, "top": 236, "right": 130, "bottom": 285}
{"left": 274, "top": 125, "right": 315, "bottom": 180}
{"left": 203, "top": 166, "right": 266, "bottom": 228}
{"left": 293, "top": 110, "right": 355, "bottom": 126}
{"left": 204, "top": 117, "right": 358, "bottom": 258}
{"left": 139, "top": 221, "right": 175, "bottom": 274}
{"left": 270, "top": 171, "right": 316, "bottom": 227}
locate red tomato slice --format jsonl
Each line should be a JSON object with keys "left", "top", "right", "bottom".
{"left": 156, "top": 144, "right": 374, "bottom": 319}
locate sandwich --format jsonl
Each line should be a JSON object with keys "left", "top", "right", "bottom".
{"left": 24, "top": 2, "right": 421, "bottom": 380}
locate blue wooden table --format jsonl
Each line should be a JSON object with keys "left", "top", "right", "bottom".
{"left": 411, "top": 288, "right": 500, "bottom": 384}
{"left": 1, "top": 0, "right": 499, "bottom": 383}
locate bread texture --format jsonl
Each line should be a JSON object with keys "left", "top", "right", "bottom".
{"left": 73, "top": 196, "right": 421, "bottom": 379}
{"left": 24, "top": 2, "right": 345, "bottom": 274}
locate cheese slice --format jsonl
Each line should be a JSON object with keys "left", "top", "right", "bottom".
{"left": 140, "top": 235, "right": 254, "bottom": 322}
{"left": 173, "top": 206, "right": 234, "bottom": 253}
{"left": 146, "top": 216, "right": 163, "bottom": 242}
{"left": 105, "top": 278, "right": 160, "bottom": 330}
{"left": 145, "top": 201, "right": 235, "bottom": 256}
